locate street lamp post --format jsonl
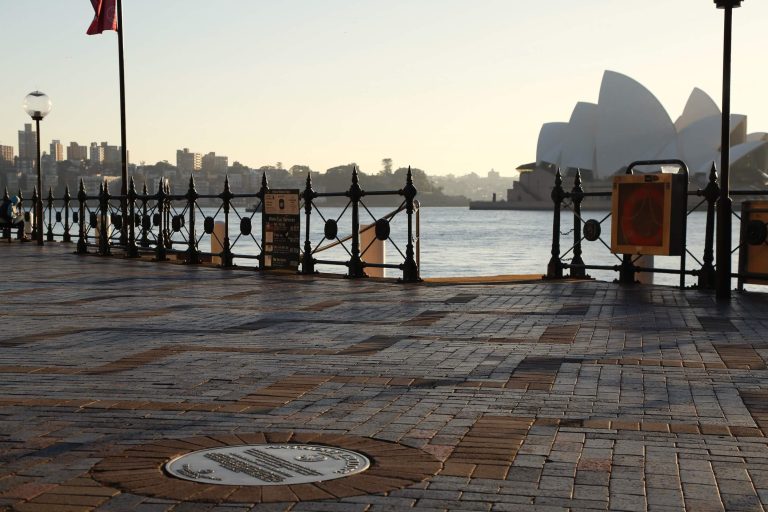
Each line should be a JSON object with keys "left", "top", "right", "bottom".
{"left": 714, "top": 0, "right": 742, "bottom": 300}
{"left": 23, "top": 91, "right": 52, "bottom": 246}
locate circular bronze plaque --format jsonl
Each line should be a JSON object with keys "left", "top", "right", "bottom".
{"left": 165, "top": 444, "right": 370, "bottom": 486}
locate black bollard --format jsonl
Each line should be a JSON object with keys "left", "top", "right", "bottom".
{"left": 257, "top": 172, "right": 269, "bottom": 270}
{"left": 401, "top": 166, "right": 420, "bottom": 283}
{"left": 546, "top": 168, "right": 564, "bottom": 278}
{"left": 46, "top": 187, "right": 54, "bottom": 242}
{"left": 570, "top": 169, "right": 585, "bottom": 278}
{"left": 63, "top": 185, "right": 72, "bottom": 243}
{"left": 347, "top": 167, "right": 366, "bottom": 278}
{"left": 30, "top": 187, "right": 39, "bottom": 243}
{"left": 140, "top": 182, "right": 150, "bottom": 248}
{"left": 77, "top": 179, "right": 87, "bottom": 254}
{"left": 126, "top": 177, "right": 139, "bottom": 258}
{"left": 698, "top": 162, "right": 719, "bottom": 289}
{"left": 155, "top": 179, "right": 167, "bottom": 261}
{"left": 221, "top": 175, "right": 233, "bottom": 268}
{"left": 99, "top": 181, "right": 111, "bottom": 256}
{"left": 186, "top": 174, "right": 199, "bottom": 264}
{"left": 301, "top": 173, "right": 316, "bottom": 274}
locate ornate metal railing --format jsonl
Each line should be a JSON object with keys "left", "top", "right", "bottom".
{"left": 546, "top": 160, "right": 768, "bottom": 290}
{"left": 300, "top": 167, "right": 419, "bottom": 282}
{"left": 4, "top": 168, "right": 419, "bottom": 282}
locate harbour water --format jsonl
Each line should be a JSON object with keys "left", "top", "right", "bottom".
{"left": 188, "top": 206, "right": 748, "bottom": 289}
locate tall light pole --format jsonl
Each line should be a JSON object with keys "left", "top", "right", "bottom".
{"left": 714, "top": 0, "right": 742, "bottom": 300}
{"left": 23, "top": 91, "right": 52, "bottom": 246}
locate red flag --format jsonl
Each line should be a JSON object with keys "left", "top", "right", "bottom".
{"left": 87, "top": 0, "right": 118, "bottom": 35}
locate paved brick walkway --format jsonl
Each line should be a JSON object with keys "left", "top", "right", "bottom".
{"left": 2, "top": 243, "right": 768, "bottom": 511}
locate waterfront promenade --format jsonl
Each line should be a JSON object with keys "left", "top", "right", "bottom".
{"left": 2, "top": 244, "right": 768, "bottom": 512}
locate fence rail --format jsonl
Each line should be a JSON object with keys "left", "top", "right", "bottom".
{"left": 546, "top": 160, "right": 768, "bottom": 290}
{"left": 3, "top": 168, "right": 420, "bottom": 283}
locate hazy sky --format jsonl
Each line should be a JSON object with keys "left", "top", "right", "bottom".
{"left": 1, "top": 1, "right": 766, "bottom": 176}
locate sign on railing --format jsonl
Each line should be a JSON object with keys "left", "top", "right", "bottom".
{"left": 263, "top": 189, "right": 300, "bottom": 270}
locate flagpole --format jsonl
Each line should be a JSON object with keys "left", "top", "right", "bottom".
{"left": 117, "top": 0, "right": 128, "bottom": 245}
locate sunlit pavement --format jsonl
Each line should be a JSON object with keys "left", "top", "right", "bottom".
{"left": 2, "top": 242, "right": 768, "bottom": 511}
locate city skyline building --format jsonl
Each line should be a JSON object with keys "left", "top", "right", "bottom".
{"left": 101, "top": 142, "right": 121, "bottom": 166}
{"left": 0, "top": 145, "right": 13, "bottom": 166}
{"left": 177, "top": 148, "right": 202, "bottom": 173}
{"left": 89, "top": 142, "right": 104, "bottom": 165}
{"left": 202, "top": 152, "right": 228, "bottom": 174}
{"left": 67, "top": 142, "right": 88, "bottom": 161}
{"left": 50, "top": 140, "right": 63, "bottom": 161}
{"left": 17, "top": 124, "right": 36, "bottom": 162}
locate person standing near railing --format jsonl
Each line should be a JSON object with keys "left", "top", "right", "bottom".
{"left": 0, "top": 196, "right": 27, "bottom": 241}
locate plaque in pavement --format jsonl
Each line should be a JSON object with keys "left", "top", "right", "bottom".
{"left": 165, "top": 444, "right": 370, "bottom": 485}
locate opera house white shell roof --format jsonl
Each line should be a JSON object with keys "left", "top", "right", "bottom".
{"left": 536, "top": 70, "right": 768, "bottom": 183}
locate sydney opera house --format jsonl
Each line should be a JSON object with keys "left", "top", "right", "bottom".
{"left": 538, "top": 69, "right": 767, "bottom": 182}
{"left": 488, "top": 71, "right": 768, "bottom": 209}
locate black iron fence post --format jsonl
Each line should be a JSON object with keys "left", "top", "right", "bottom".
{"left": 401, "top": 166, "right": 420, "bottom": 282}
{"left": 99, "top": 181, "right": 111, "bottom": 256}
{"left": 46, "top": 187, "right": 54, "bottom": 242}
{"left": 63, "top": 185, "right": 71, "bottom": 243}
{"left": 30, "top": 187, "right": 39, "bottom": 243}
{"left": 618, "top": 254, "right": 635, "bottom": 284}
{"left": 77, "top": 179, "right": 87, "bottom": 254}
{"left": 163, "top": 179, "right": 172, "bottom": 250}
{"left": 186, "top": 175, "right": 200, "bottom": 264}
{"left": 698, "top": 163, "right": 719, "bottom": 289}
{"left": 221, "top": 175, "right": 233, "bottom": 268}
{"left": 257, "top": 172, "right": 268, "bottom": 269}
{"left": 155, "top": 179, "right": 167, "bottom": 261}
{"left": 140, "top": 182, "right": 149, "bottom": 248}
{"left": 546, "top": 168, "right": 564, "bottom": 278}
{"left": 347, "top": 167, "right": 366, "bottom": 278}
{"left": 301, "top": 173, "right": 316, "bottom": 274}
{"left": 16, "top": 189, "right": 24, "bottom": 240}
{"left": 570, "top": 169, "right": 585, "bottom": 278}
{"left": 126, "top": 177, "right": 139, "bottom": 258}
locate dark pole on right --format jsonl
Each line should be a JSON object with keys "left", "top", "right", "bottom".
{"left": 117, "top": 0, "right": 129, "bottom": 247}
{"left": 714, "top": 0, "right": 742, "bottom": 300}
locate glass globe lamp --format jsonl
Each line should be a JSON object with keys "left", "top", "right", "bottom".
{"left": 23, "top": 91, "right": 52, "bottom": 120}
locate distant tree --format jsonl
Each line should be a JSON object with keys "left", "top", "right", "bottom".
{"left": 276, "top": 161, "right": 284, "bottom": 170}
{"left": 381, "top": 158, "right": 393, "bottom": 175}
{"left": 289, "top": 164, "right": 312, "bottom": 178}
{"left": 322, "top": 163, "right": 358, "bottom": 191}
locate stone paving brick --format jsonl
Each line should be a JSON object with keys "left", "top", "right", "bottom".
{"left": 3, "top": 244, "right": 768, "bottom": 510}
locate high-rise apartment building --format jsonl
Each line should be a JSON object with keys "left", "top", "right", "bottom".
{"left": 177, "top": 148, "right": 202, "bottom": 173}
{"left": 50, "top": 140, "right": 64, "bottom": 161}
{"left": 101, "top": 142, "right": 121, "bottom": 166}
{"left": 90, "top": 142, "right": 105, "bottom": 165}
{"left": 202, "top": 152, "right": 228, "bottom": 173}
{"left": 18, "top": 124, "right": 37, "bottom": 161}
{"left": 67, "top": 142, "right": 88, "bottom": 161}
{"left": 0, "top": 145, "right": 14, "bottom": 166}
